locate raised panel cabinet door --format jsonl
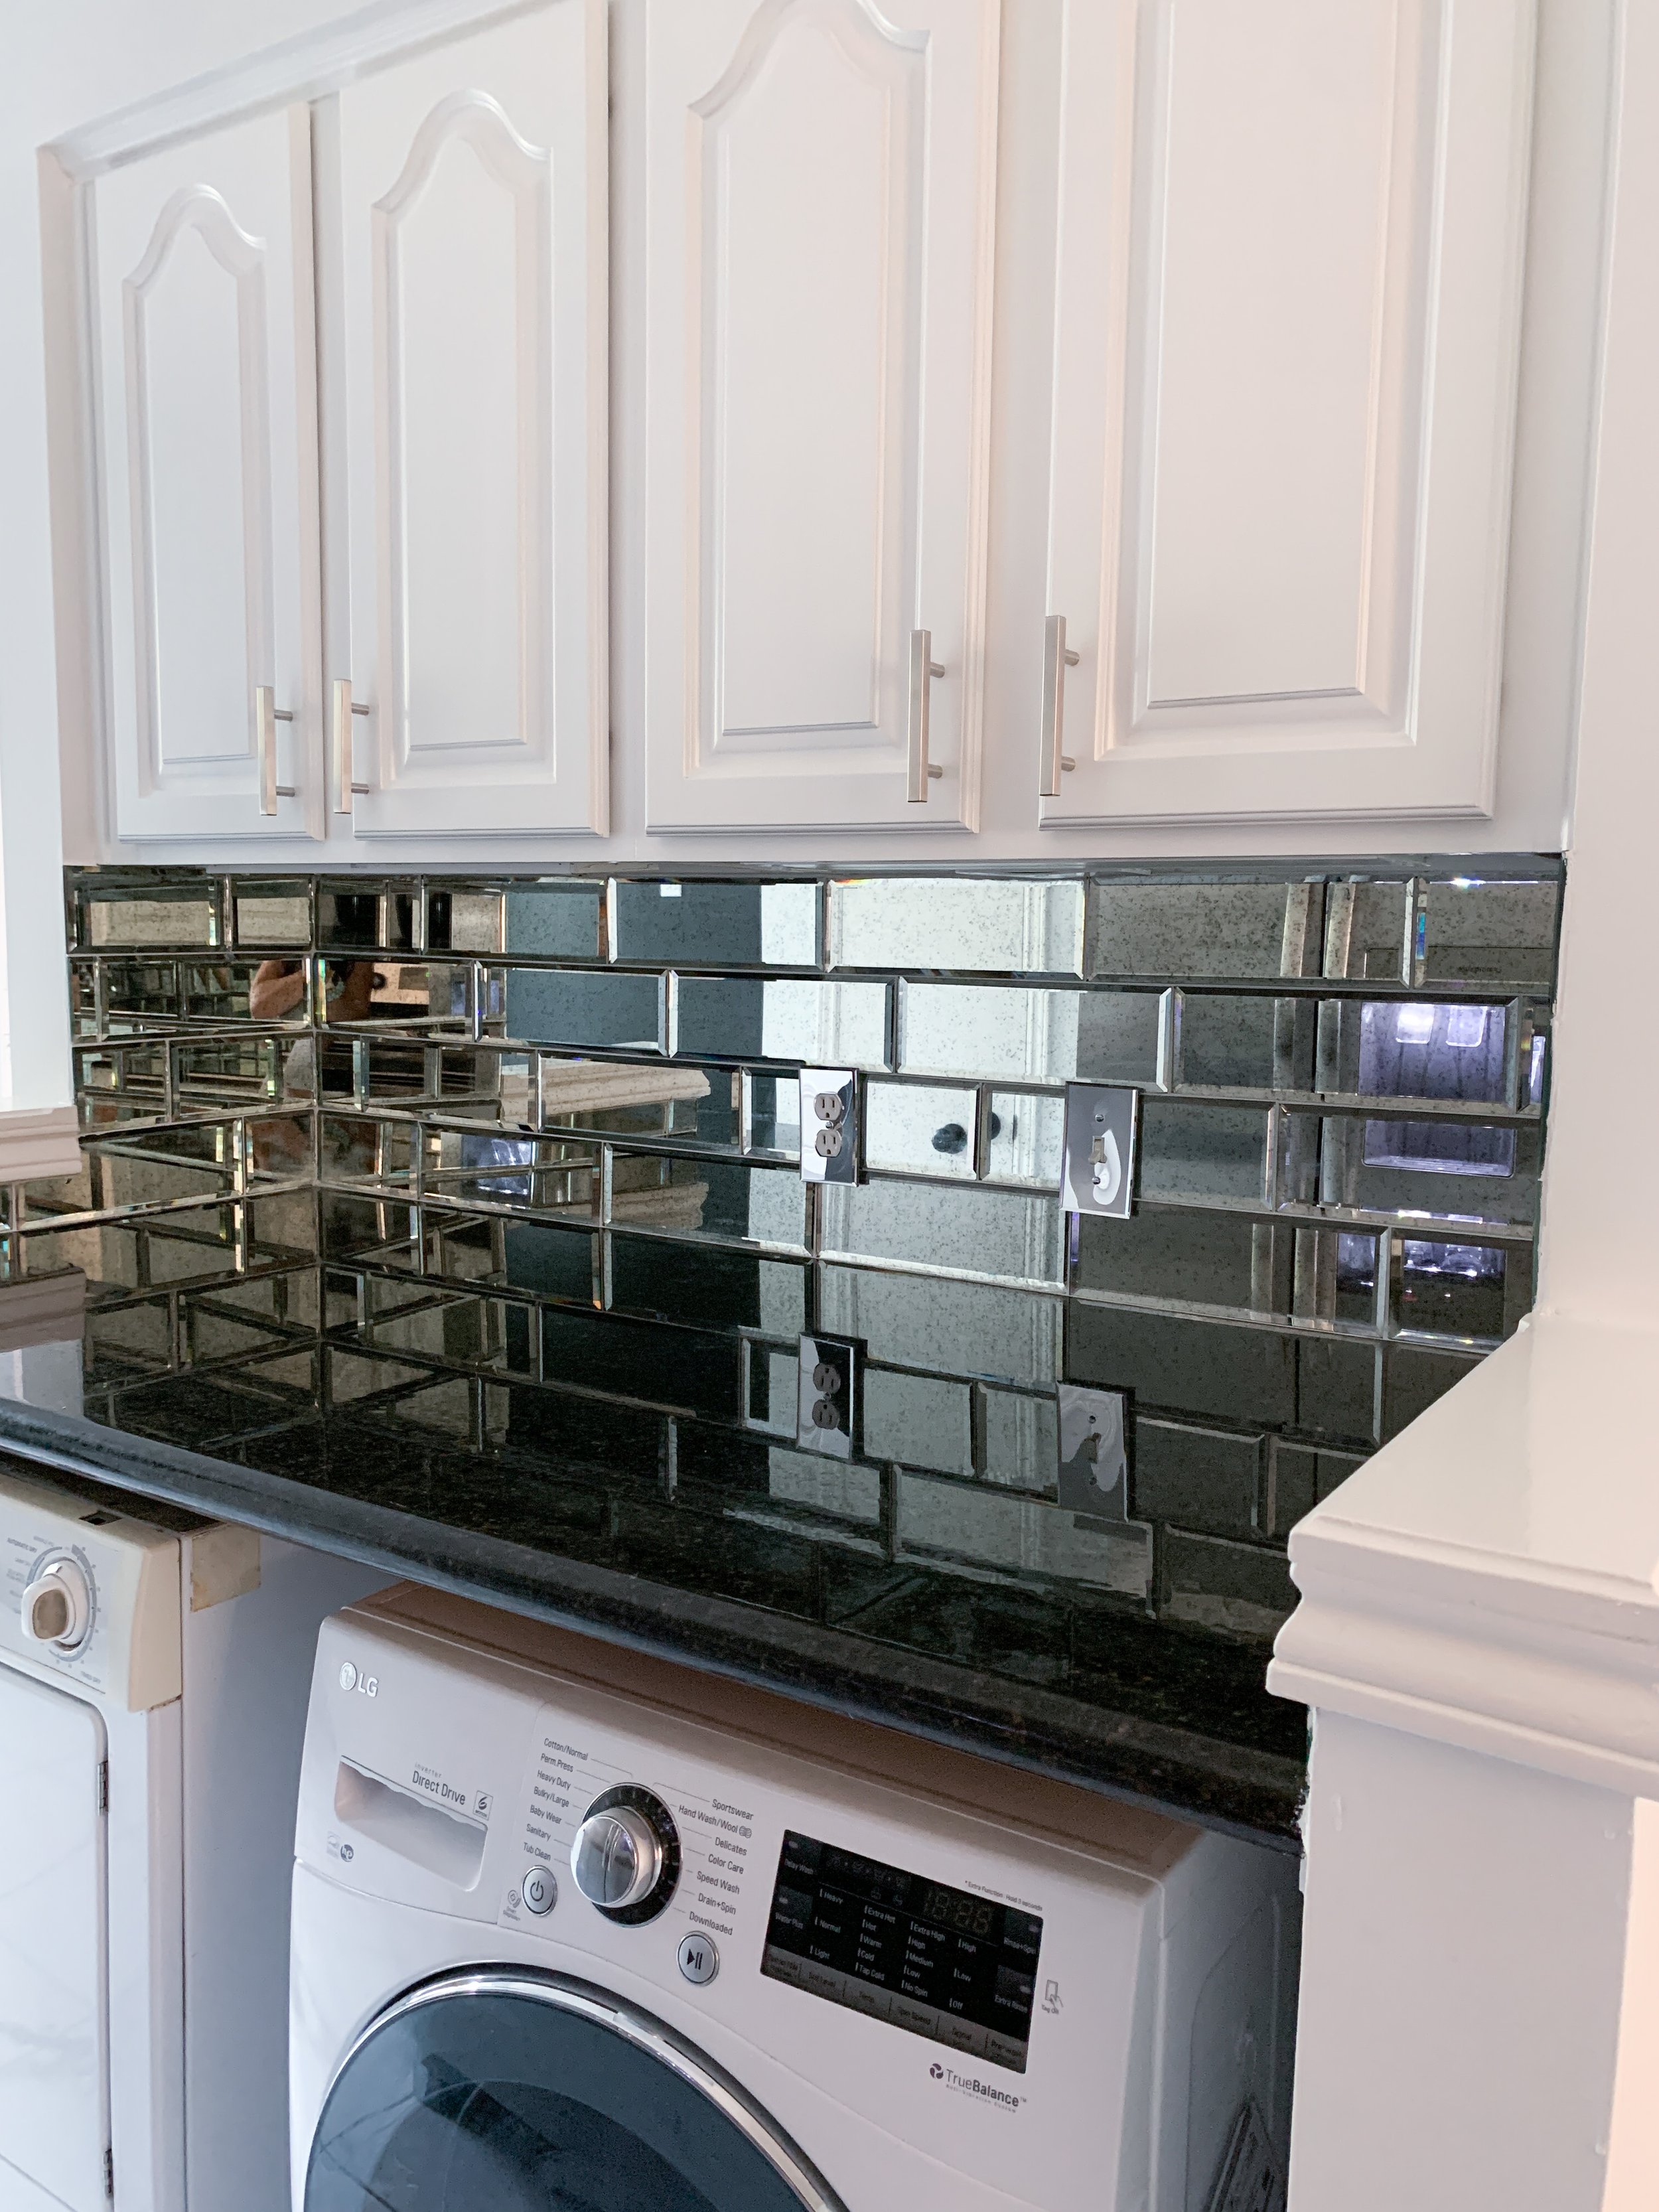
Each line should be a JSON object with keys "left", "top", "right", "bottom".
{"left": 332, "top": 0, "right": 608, "bottom": 838}
{"left": 1041, "top": 0, "right": 1536, "bottom": 826}
{"left": 93, "top": 108, "right": 322, "bottom": 844}
{"left": 644, "top": 0, "right": 1001, "bottom": 834}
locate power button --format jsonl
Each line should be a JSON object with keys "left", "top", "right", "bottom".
{"left": 522, "top": 1865, "right": 557, "bottom": 1917}
{"left": 678, "top": 1933, "right": 719, "bottom": 1986}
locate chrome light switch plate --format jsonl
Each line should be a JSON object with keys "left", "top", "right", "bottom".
{"left": 1061, "top": 1082, "right": 1138, "bottom": 1217}
{"left": 797, "top": 1333, "right": 860, "bottom": 1458}
{"left": 1056, "top": 1384, "right": 1130, "bottom": 1517}
{"left": 800, "top": 1069, "right": 861, "bottom": 1184}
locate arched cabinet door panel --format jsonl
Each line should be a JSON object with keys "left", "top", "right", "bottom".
{"left": 94, "top": 106, "right": 323, "bottom": 844}
{"left": 329, "top": 0, "right": 609, "bottom": 840}
{"left": 1041, "top": 0, "right": 1536, "bottom": 828}
{"left": 643, "top": 0, "right": 1001, "bottom": 836}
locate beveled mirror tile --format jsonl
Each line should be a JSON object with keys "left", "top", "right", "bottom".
{"left": 1522, "top": 1004, "right": 1550, "bottom": 1108}
{"left": 1421, "top": 877, "right": 1559, "bottom": 989}
{"left": 498, "top": 966, "right": 662, "bottom": 1053}
{"left": 830, "top": 876, "right": 1083, "bottom": 976}
{"left": 763, "top": 1447, "right": 882, "bottom": 1526}
{"left": 980, "top": 1388, "right": 1058, "bottom": 1492}
{"left": 1067, "top": 1303, "right": 1297, "bottom": 1428}
{"left": 1381, "top": 1339, "right": 1481, "bottom": 1439}
{"left": 863, "top": 1370, "right": 972, "bottom": 1474}
{"left": 1318, "top": 998, "right": 1511, "bottom": 1104}
{"left": 820, "top": 1180, "right": 1064, "bottom": 1288}
{"left": 1321, "top": 879, "right": 1410, "bottom": 981}
{"left": 434, "top": 887, "right": 507, "bottom": 955}
{"left": 78, "top": 879, "right": 220, "bottom": 950}
{"left": 1177, "top": 994, "right": 1315, "bottom": 1091}
{"left": 232, "top": 881, "right": 311, "bottom": 948}
{"left": 537, "top": 1057, "right": 727, "bottom": 1143}
{"left": 864, "top": 1080, "right": 978, "bottom": 1179}
{"left": 1394, "top": 1232, "right": 1514, "bottom": 1342}
{"left": 319, "top": 884, "right": 413, "bottom": 951}
{"left": 901, "top": 983, "right": 1163, "bottom": 1086}
{"left": 1157, "top": 1528, "right": 1294, "bottom": 1640}
{"left": 611, "top": 879, "right": 818, "bottom": 968}
{"left": 674, "top": 976, "right": 889, "bottom": 1068}
{"left": 428, "top": 1130, "right": 597, "bottom": 1217}
{"left": 537, "top": 1304, "right": 741, "bottom": 1421}
{"left": 1263, "top": 1438, "right": 1364, "bottom": 1538}
{"left": 1316, "top": 1114, "right": 1540, "bottom": 1224}
{"left": 175, "top": 1035, "right": 291, "bottom": 1108}
{"left": 743, "top": 1071, "right": 801, "bottom": 1158}
{"left": 984, "top": 1090, "right": 1064, "bottom": 1187}
{"left": 818, "top": 1264, "right": 1062, "bottom": 1385}
{"left": 897, "top": 1472, "right": 1152, "bottom": 1597}
{"left": 1131, "top": 1420, "right": 1263, "bottom": 1542}
{"left": 1139, "top": 1100, "right": 1269, "bottom": 1204}
{"left": 608, "top": 1152, "right": 806, "bottom": 1252}
{"left": 502, "top": 881, "right": 604, "bottom": 960}
{"left": 609, "top": 1236, "right": 808, "bottom": 1335}
{"left": 1289, "top": 1225, "right": 1381, "bottom": 1329}
{"left": 1074, "top": 1207, "right": 1277, "bottom": 1315}
{"left": 1090, "top": 879, "right": 1320, "bottom": 981}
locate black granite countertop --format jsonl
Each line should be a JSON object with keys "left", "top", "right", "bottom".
{"left": 0, "top": 1252, "right": 1306, "bottom": 1850}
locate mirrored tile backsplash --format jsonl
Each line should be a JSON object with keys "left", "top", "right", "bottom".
{"left": 55, "top": 860, "right": 1561, "bottom": 1647}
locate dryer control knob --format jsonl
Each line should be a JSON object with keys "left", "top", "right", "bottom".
{"left": 22, "top": 1556, "right": 93, "bottom": 1652}
{"left": 570, "top": 1787, "right": 680, "bottom": 1922}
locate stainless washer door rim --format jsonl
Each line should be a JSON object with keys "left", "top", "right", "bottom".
{"left": 318, "top": 1964, "right": 848, "bottom": 2212}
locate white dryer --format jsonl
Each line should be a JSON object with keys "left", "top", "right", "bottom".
{"left": 291, "top": 1585, "right": 1299, "bottom": 2211}
{"left": 0, "top": 1459, "right": 385, "bottom": 2212}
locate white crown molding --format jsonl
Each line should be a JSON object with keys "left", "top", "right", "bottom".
{"left": 1267, "top": 1316, "right": 1659, "bottom": 1795}
{"left": 0, "top": 1104, "right": 90, "bottom": 1184}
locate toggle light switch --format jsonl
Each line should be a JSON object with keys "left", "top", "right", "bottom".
{"left": 1061, "top": 1083, "right": 1138, "bottom": 1218}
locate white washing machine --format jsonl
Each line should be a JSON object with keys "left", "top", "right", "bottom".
{"left": 290, "top": 1585, "right": 1299, "bottom": 2211}
{"left": 0, "top": 1459, "right": 386, "bottom": 2212}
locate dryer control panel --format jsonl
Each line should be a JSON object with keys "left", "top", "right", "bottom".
{"left": 0, "top": 1469, "right": 180, "bottom": 1708}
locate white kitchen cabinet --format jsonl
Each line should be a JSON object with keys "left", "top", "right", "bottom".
{"left": 328, "top": 1, "right": 609, "bottom": 839}
{"left": 642, "top": 0, "right": 1001, "bottom": 836}
{"left": 1038, "top": 0, "right": 1538, "bottom": 829}
{"left": 92, "top": 108, "right": 323, "bottom": 844}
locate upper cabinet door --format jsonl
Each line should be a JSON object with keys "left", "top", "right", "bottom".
{"left": 644, "top": 0, "right": 1001, "bottom": 835}
{"left": 94, "top": 109, "right": 321, "bottom": 843}
{"left": 332, "top": 0, "right": 608, "bottom": 839}
{"left": 1041, "top": 0, "right": 1536, "bottom": 827}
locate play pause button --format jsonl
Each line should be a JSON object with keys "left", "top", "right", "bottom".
{"left": 678, "top": 1933, "right": 720, "bottom": 1986}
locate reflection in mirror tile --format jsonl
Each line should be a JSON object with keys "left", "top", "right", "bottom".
{"left": 76, "top": 878, "right": 220, "bottom": 950}
{"left": 610, "top": 1237, "right": 807, "bottom": 1335}
{"left": 864, "top": 1369, "right": 972, "bottom": 1474}
{"left": 864, "top": 1080, "right": 979, "bottom": 1179}
{"left": 1090, "top": 879, "right": 1321, "bottom": 982}
{"left": 1139, "top": 1100, "right": 1270, "bottom": 1204}
{"left": 608, "top": 1153, "right": 807, "bottom": 1252}
{"left": 1319, "top": 998, "right": 1512, "bottom": 1105}
{"left": 1177, "top": 995, "right": 1315, "bottom": 1092}
{"left": 500, "top": 967, "right": 662, "bottom": 1053}
{"left": 831, "top": 877, "right": 1083, "bottom": 976}
{"left": 901, "top": 983, "right": 1163, "bottom": 1086}
{"left": 233, "top": 881, "right": 311, "bottom": 948}
{"left": 985, "top": 1091, "right": 1064, "bottom": 1187}
{"left": 612, "top": 879, "right": 817, "bottom": 968}
{"left": 818, "top": 1265, "right": 1062, "bottom": 1386}
{"left": 898, "top": 1473, "right": 1153, "bottom": 1599}
{"left": 1074, "top": 1207, "right": 1279, "bottom": 1316}
{"left": 502, "top": 882, "right": 603, "bottom": 960}
{"left": 439, "top": 887, "right": 508, "bottom": 955}
{"left": 675, "top": 976, "right": 889, "bottom": 1068}
{"left": 535, "top": 1057, "right": 722, "bottom": 1142}
{"left": 743, "top": 1072, "right": 801, "bottom": 1158}
{"left": 1421, "top": 878, "right": 1559, "bottom": 990}
{"left": 1321, "top": 879, "right": 1410, "bottom": 982}
{"left": 981, "top": 1388, "right": 1058, "bottom": 1493}
{"left": 820, "top": 1179, "right": 1064, "bottom": 1288}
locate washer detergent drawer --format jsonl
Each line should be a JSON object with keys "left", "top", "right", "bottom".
{"left": 0, "top": 1669, "right": 109, "bottom": 2211}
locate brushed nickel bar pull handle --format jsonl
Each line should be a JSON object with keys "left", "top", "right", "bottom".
{"left": 1039, "top": 614, "right": 1080, "bottom": 799}
{"left": 907, "top": 629, "right": 946, "bottom": 804}
{"left": 332, "top": 678, "right": 372, "bottom": 815}
{"left": 255, "top": 686, "right": 296, "bottom": 816}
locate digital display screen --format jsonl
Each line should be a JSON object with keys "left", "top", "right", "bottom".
{"left": 760, "top": 1831, "right": 1043, "bottom": 2073}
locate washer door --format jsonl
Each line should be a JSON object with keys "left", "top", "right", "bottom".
{"left": 305, "top": 1968, "right": 843, "bottom": 2212}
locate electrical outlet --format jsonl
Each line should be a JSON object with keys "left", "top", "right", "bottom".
{"left": 1056, "top": 1384, "right": 1130, "bottom": 1516}
{"left": 796, "top": 1333, "right": 860, "bottom": 1457}
{"left": 800, "top": 1068, "right": 861, "bottom": 1184}
{"left": 1061, "top": 1083, "right": 1138, "bottom": 1217}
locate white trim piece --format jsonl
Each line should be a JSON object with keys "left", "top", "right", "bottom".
{"left": 0, "top": 1105, "right": 90, "bottom": 1183}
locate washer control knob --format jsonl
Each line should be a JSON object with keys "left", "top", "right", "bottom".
{"left": 569, "top": 1787, "right": 680, "bottom": 1922}
{"left": 678, "top": 1933, "right": 719, "bottom": 1986}
{"left": 21, "top": 1556, "right": 93, "bottom": 1652}
{"left": 521, "top": 1864, "right": 557, "bottom": 1917}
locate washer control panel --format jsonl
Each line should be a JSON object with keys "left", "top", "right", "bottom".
{"left": 569, "top": 1785, "right": 680, "bottom": 1923}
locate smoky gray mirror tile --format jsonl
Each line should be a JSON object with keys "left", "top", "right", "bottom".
{"left": 233, "top": 882, "right": 311, "bottom": 948}
{"left": 1392, "top": 1233, "right": 1514, "bottom": 1341}
{"left": 981, "top": 1090, "right": 1062, "bottom": 1187}
{"left": 1177, "top": 995, "right": 1315, "bottom": 1091}
{"left": 1295, "top": 1336, "right": 1380, "bottom": 1443}
{"left": 1158, "top": 1530, "right": 1295, "bottom": 1641}
{"left": 900, "top": 984, "right": 1163, "bottom": 1086}
{"left": 820, "top": 1180, "right": 1064, "bottom": 1288}
{"left": 1067, "top": 1305, "right": 1297, "bottom": 1428}
{"left": 613, "top": 879, "right": 818, "bottom": 968}
{"left": 531, "top": 1057, "right": 731, "bottom": 1144}
{"left": 1313, "top": 1114, "right": 1541, "bottom": 1226}
{"left": 78, "top": 880, "right": 220, "bottom": 950}
{"left": 1131, "top": 1420, "right": 1263, "bottom": 1541}
{"left": 1322, "top": 879, "right": 1410, "bottom": 982}
{"left": 981, "top": 1390, "right": 1059, "bottom": 1492}
{"left": 675, "top": 977, "right": 889, "bottom": 1069}
{"left": 319, "top": 885, "right": 416, "bottom": 951}
{"left": 863, "top": 1369, "right": 973, "bottom": 1475}
{"left": 1139, "top": 1100, "right": 1270, "bottom": 1205}
{"left": 1074, "top": 1209, "right": 1274, "bottom": 1316}
{"left": 608, "top": 1236, "right": 808, "bottom": 1336}
{"left": 864, "top": 1081, "right": 979, "bottom": 1179}
{"left": 1421, "top": 878, "right": 1559, "bottom": 990}
{"left": 608, "top": 1152, "right": 807, "bottom": 1252}
{"left": 896, "top": 1472, "right": 1153, "bottom": 1597}
{"left": 745, "top": 1343, "right": 801, "bottom": 1436}
{"left": 743, "top": 1072, "right": 802, "bottom": 1158}
{"left": 1264, "top": 1439, "right": 1364, "bottom": 1538}
{"left": 1381, "top": 1340, "right": 1482, "bottom": 1439}
{"left": 830, "top": 877, "right": 1084, "bottom": 976}
{"left": 500, "top": 967, "right": 662, "bottom": 1053}
{"left": 818, "top": 1265, "right": 1063, "bottom": 1386}
{"left": 764, "top": 1448, "right": 883, "bottom": 1526}
{"left": 500, "top": 883, "right": 603, "bottom": 961}
{"left": 1090, "top": 880, "right": 1321, "bottom": 982}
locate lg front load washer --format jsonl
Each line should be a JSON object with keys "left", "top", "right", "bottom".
{"left": 291, "top": 1585, "right": 1299, "bottom": 2212}
{"left": 0, "top": 1456, "right": 386, "bottom": 2212}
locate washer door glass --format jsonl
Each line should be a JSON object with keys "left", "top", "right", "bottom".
{"left": 305, "top": 1970, "right": 837, "bottom": 2212}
